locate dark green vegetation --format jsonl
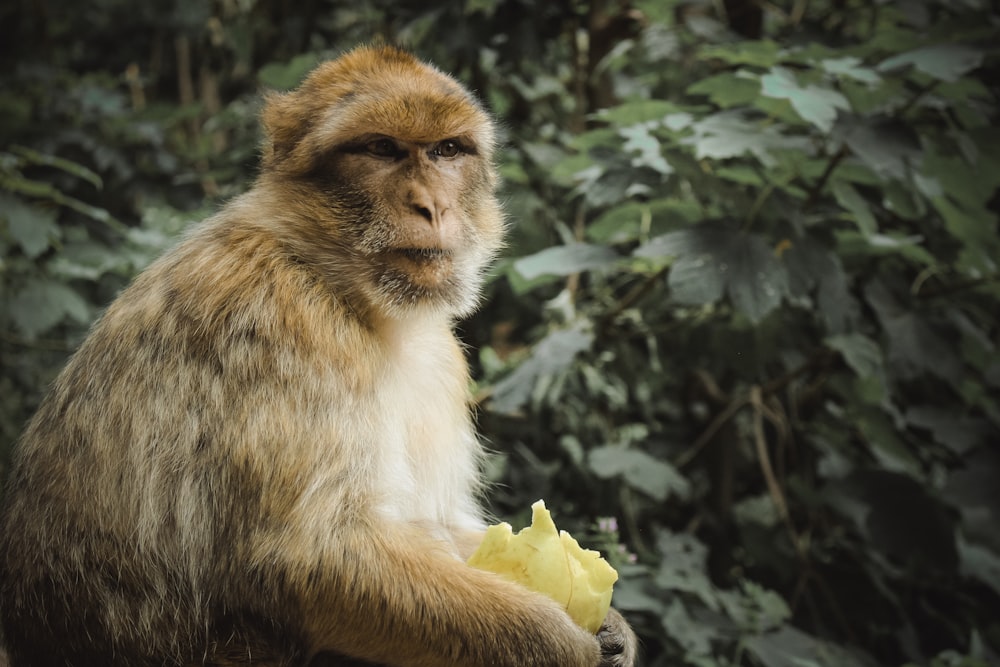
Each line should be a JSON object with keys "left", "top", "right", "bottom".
{"left": 1, "top": 1, "right": 998, "bottom": 665}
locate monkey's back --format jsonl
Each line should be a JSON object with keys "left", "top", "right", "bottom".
{"left": 0, "top": 205, "right": 354, "bottom": 666}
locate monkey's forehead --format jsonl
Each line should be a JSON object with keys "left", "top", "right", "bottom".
{"left": 319, "top": 91, "right": 494, "bottom": 148}
{"left": 303, "top": 47, "right": 495, "bottom": 149}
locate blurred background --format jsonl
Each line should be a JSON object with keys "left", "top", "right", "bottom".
{"left": 1, "top": 1, "right": 999, "bottom": 665}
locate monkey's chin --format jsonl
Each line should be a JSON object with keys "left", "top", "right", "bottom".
{"left": 372, "top": 249, "right": 474, "bottom": 316}
{"left": 382, "top": 249, "right": 456, "bottom": 290}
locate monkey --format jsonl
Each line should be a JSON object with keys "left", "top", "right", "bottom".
{"left": 0, "top": 45, "right": 637, "bottom": 667}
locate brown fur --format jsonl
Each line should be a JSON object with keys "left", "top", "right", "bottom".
{"left": 0, "top": 46, "right": 636, "bottom": 666}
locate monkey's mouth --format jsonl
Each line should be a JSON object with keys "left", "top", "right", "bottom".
{"left": 382, "top": 248, "right": 456, "bottom": 288}
{"left": 388, "top": 248, "right": 454, "bottom": 265}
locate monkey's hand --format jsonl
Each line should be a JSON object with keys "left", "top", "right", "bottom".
{"left": 597, "top": 608, "right": 637, "bottom": 667}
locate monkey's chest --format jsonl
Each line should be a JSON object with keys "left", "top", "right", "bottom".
{"left": 369, "top": 355, "right": 480, "bottom": 531}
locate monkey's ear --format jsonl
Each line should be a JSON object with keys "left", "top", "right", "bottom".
{"left": 260, "top": 91, "right": 313, "bottom": 170}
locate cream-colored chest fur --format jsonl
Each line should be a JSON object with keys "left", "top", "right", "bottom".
{"left": 370, "top": 316, "right": 484, "bottom": 540}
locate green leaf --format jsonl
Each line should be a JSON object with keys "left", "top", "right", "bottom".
{"left": 258, "top": 53, "right": 322, "bottom": 89}
{"left": 831, "top": 181, "right": 877, "bottom": 236}
{"left": 699, "top": 40, "right": 782, "bottom": 67}
{"left": 635, "top": 229, "right": 720, "bottom": 293}
{"left": 922, "top": 138, "right": 1000, "bottom": 210}
{"left": 587, "top": 198, "right": 700, "bottom": 244}
{"left": 512, "top": 243, "right": 619, "bottom": 280}
{"left": 867, "top": 234, "right": 934, "bottom": 264}
{"left": 882, "top": 180, "right": 926, "bottom": 219}
{"left": 906, "top": 406, "right": 993, "bottom": 455}
{"left": 569, "top": 128, "right": 618, "bottom": 152}
{"left": 835, "top": 230, "right": 936, "bottom": 266}
{"left": 782, "top": 237, "right": 857, "bottom": 333}
{"left": 715, "top": 164, "right": 765, "bottom": 186}
{"left": 520, "top": 141, "right": 567, "bottom": 170}
{"left": 839, "top": 76, "right": 908, "bottom": 115}
{"left": 619, "top": 124, "right": 672, "bottom": 175}
{"left": 760, "top": 67, "right": 850, "bottom": 132}
{"left": 866, "top": 280, "right": 962, "bottom": 382}
{"left": 821, "top": 57, "right": 881, "bottom": 85}
{"left": 726, "top": 242, "right": 789, "bottom": 323}
{"left": 719, "top": 581, "right": 791, "bottom": 633}
{"left": 858, "top": 407, "right": 922, "bottom": 473}
{"left": 611, "top": 577, "right": 666, "bottom": 615}
{"left": 9, "top": 279, "right": 91, "bottom": 339}
{"left": 636, "top": 225, "right": 789, "bottom": 323}
{"left": 686, "top": 71, "right": 761, "bottom": 108}
{"left": 464, "top": 0, "right": 500, "bottom": 14}
{"left": 685, "top": 111, "right": 809, "bottom": 167}
{"left": 10, "top": 145, "right": 103, "bottom": 189}
{"left": 747, "top": 625, "right": 874, "bottom": 667}
{"left": 587, "top": 202, "right": 650, "bottom": 244}
{"left": 664, "top": 249, "right": 726, "bottom": 306}
{"left": 878, "top": 44, "right": 984, "bottom": 83}
{"left": 654, "top": 531, "right": 717, "bottom": 609}
{"left": 589, "top": 446, "right": 690, "bottom": 501}
{"left": 595, "top": 99, "right": 676, "bottom": 125}
{"left": 958, "top": 538, "right": 1000, "bottom": 597}
{"left": 0, "top": 195, "right": 60, "bottom": 258}
{"left": 661, "top": 599, "right": 715, "bottom": 658}
{"left": 945, "top": 447, "right": 1000, "bottom": 532}
{"left": 489, "top": 324, "right": 593, "bottom": 414}
{"left": 826, "top": 333, "right": 883, "bottom": 378}
{"left": 47, "top": 238, "right": 128, "bottom": 281}
{"left": 548, "top": 152, "right": 595, "bottom": 187}
{"left": 816, "top": 257, "right": 855, "bottom": 335}
{"left": 662, "top": 112, "right": 694, "bottom": 133}
{"left": 932, "top": 198, "right": 999, "bottom": 274}
{"left": 0, "top": 173, "right": 126, "bottom": 233}
{"left": 838, "top": 117, "right": 920, "bottom": 180}
{"left": 574, "top": 165, "right": 635, "bottom": 208}
{"left": 886, "top": 318, "right": 963, "bottom": 382}
{"left": 733, "top": 493, "right": 780, "bottom": 528}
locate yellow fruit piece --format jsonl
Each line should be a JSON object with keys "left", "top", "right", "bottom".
{"left": 467, "top": 499, "right": 618, "bottom": 633}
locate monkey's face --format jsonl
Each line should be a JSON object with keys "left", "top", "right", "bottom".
{"left": 322, "top": 132, "right": 500, "bottom": 317}
{"left": 260, "top": 47, "right": 505, "bottom": 319}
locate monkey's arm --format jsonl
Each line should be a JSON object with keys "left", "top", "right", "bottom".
{"left": 254, "top": 521, "right": 602, "bottom": 667}
{"left": 453, "top": 528, "right": 487, "bottom": 561}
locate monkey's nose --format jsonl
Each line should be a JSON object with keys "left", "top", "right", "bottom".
{"left": 414, "top": 203, "right": 435, "bottom": 223}
{"left": 408, "top": 186, "right": 442, "bottom": 227}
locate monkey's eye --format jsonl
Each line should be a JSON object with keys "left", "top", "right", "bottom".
{"left": 365, "top": 138, "right": 402, "bottom": 159}
{"left": 431, "top": 140, "right": 463, "bottom": 159}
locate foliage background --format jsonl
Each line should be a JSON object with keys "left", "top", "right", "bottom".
{"left": 2, "top": 0, "right": 999, "bottom": 665}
